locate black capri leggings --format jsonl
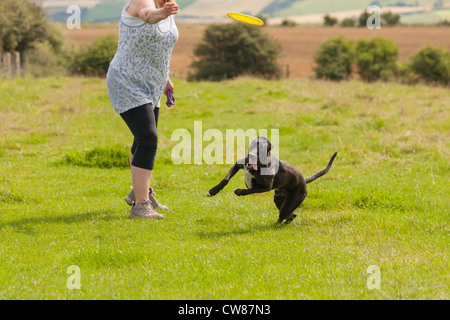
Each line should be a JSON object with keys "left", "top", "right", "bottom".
{"left": 120, "top": 103, "right": 160, "bottom": 170}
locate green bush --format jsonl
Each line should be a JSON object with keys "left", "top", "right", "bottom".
{"left": 315, "top": 37, "right": 354, "bottom": 81}
{"left": 355, "top": 37, "right": 399, "bottom": 82}
{"left": 189, "top": 24, "right": 281, "bottom": 81}
{"left": 281, "top": 19, "right": 297, "bottom": 27}
{"left": 396, "top": 62, "right": 417, "bottom": 85}
{"left": 27, "top": 41, "right": 69, "bottom": 77}
{"left": 382, "top": 11, "right": 401, "bottom": 26}
{"left": 410, "top": 46, "right": 450, "bottom": 85}
{"left": 70, "top": 35, "right": 118, "bottom": 76}
{"left": 359, "top": 10, "right": 400, "bottom": 28}
{"left": 323, "top": 14, "right": 338, "bottom": 26}
{"left": 27, "top": 23, "right": 75, "bottom": 77}
{"left": 437, "top": 19, "right": 450, "bottom": 26}
{"left": 341, "top": 18, "right": 356, "bottom": 27}
{"left": 358, "top": 11, "right": 371, "bottom": 27}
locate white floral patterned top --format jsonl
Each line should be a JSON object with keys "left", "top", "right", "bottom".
{"left": 106, "top": 4, "right": 178, "bottom": 114}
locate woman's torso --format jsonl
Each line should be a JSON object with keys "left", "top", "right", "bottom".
{"left": 110, "top": 4, "right": 178, "bottom": 84}
{"left": 106, "top": 2, "right": 178, "bottom": 112}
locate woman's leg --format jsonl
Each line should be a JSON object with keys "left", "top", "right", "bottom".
{"left": 131, "top": 166, "right": 152, "bottom": 203}
{"left": 120, "top": 104, "right": 159, "bottom": 204}
{"left": 129, "top": 107, "right": 160, "bottom": 167}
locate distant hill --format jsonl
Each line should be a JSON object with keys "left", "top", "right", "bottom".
{"left": 38, "top": 0, "right": 450, "bottom": 24}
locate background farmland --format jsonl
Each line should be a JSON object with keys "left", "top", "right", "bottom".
{"left": 38, "top": 0, "right": 450, "bottom": 24}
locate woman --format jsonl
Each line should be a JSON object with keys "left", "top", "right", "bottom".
{"left": 106, "top": 0, "right": 179, "bottom": 219}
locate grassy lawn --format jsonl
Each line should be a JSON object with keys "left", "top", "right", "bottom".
{"left": 0, "top": 76, "right": 448, "bottom": 299}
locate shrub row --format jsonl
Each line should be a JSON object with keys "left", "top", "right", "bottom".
{"left": 359, "top": 11, "right": 400, "bottom": 27}
{"left": 315, "top": 37, "right": 450, "bottom": 85}
{"left": 324, "top": 11, "right": 400, "bottom": 27}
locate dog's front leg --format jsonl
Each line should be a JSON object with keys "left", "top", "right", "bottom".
{"left": 234, "top": 187, "right": 272, "bottom": 196}
{"left": 207, "top": 159, "right": 244, "bottom": 197}
{"left": 235, "top": 175, "right": 274, "bottom": 196}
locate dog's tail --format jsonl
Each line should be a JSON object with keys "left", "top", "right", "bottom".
{"left": 305, "top": 152, "right": 338, "bottom": 184}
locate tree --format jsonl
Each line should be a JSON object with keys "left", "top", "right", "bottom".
{"left": 358, "top": 11, "right": 371, "bottom": 27}
{"left": 0, "top": 0, "right": 51, "bottom": 74}
{"left": 189, "top": 24, "right": 282, "bottom": 81}
{"left": 324, "top": 14, "right": 338, "bottom": 26}
{"left": 0, "top": 0, "right": 48, "bottom": 53}
{"left": 382, "top": 11, "right": 401, "bottom": 26}
{"left": 281, "top": 19, "right": 297, "bottom": 27}
{"left": 315, "top": 37, "right": 355, "bottom": 81}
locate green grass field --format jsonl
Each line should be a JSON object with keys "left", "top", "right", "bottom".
{"left": 262, "top": 0, "right": 438, "bottom": 17}
{"left": 401, "top": 9, "right": 450, "bottom": 24}
{"left": 76, "top": 0, "right": 442, "bottom": 22}
{"left": 0, "top": 76, "right": 448, "bottom": 299}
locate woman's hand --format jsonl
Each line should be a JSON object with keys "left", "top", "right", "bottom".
{"left": 136, "top": 0, "right": 179, "bottom": 24}
{"left": 164, "top": 78, "right": 174, "bottom": 95}
{"left": 162, "top": 2, "right": 179, "bottom": 18}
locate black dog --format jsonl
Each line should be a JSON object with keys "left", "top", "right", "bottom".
{"left": 207, "top": 137, "right": 337, "bottom": 224}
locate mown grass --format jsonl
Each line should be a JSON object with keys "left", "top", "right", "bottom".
{"left": 0, "top": 76, "right": 448, "bottom": 299}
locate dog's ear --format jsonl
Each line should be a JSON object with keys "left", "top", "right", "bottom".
{"left": 267, "top": 140, "right": 273, "bottom": 154}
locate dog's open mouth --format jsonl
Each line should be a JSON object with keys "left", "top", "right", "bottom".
{"left": 249, "top": 163, "right": 257, "bottom": 171}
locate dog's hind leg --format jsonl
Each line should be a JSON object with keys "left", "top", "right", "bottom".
{"left": 277, "top": 188, "right": 307, "bottom": 224}
{"left": 274, "top": 195, "right": 286, "bottom": 210}
{"left": 273, "top": 188, "right": 287, "bottom": 210}
{"left": 274, "top": 194, "right": 295, "bottom": 224}
{"left": 284, "top": 213, "right": 298, "bottom": 224}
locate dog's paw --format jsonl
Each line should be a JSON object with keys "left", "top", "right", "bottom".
{"left": 234, "top": 188, "right": 243, "bottom": 196}
{"left": 207, "top": 188, "right": 218, "bottom": 197}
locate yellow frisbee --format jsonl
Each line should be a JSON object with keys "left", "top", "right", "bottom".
{"left": 227, "top": 12, "right": 265, "bottom": 26}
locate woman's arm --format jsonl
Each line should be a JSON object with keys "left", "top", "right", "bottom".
{"left": 131, "top": 0, "right": 179, "bottom": 24}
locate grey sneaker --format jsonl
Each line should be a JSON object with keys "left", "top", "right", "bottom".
{"left": 149, "top": 187, "right": 169, "bottom": 211}
{"left": 129, "top": 200, "right": 164, "bottom": 219}
{"left": 125, "top": 187, "right": 169, "bottom": 211}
